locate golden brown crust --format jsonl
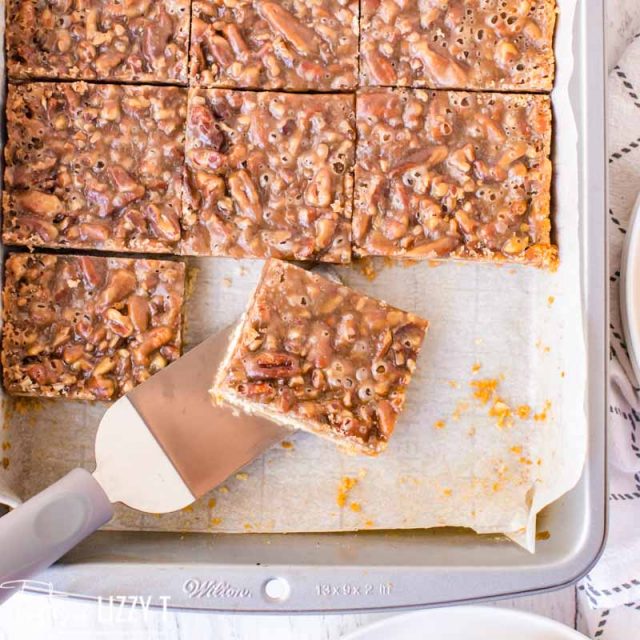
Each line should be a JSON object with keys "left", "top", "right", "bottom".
{"left": 213, "top": 259, "right": 429, "bottom": 455}
{"left": 353, "top": 88, "right": 555, "bottom": 268}
{"left": 2, "top": 253, "right": 185, "bottom": 401}
{"left": 6, "top": 0, "right": 190, "bottom": 83}
{"left": 360, "top": 0, "right": 556, "bottom": 91}
{"left": 3, "top": 82, "right": 186, "bottom": 253}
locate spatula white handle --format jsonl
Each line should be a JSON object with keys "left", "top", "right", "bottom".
{"left": 0, "top": 468, "right": 113, "bottom": 604}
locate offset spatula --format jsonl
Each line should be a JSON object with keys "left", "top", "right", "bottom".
{"left": 0, "top": 327, "right": 289, "bottom": 603}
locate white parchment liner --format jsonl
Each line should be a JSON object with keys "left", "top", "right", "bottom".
{"left": 0, "top": 0, "right": 584, "bottom": 552}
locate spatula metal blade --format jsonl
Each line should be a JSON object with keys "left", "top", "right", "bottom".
{"left": 95, "top": 327, "right": 289, "bottom": 512}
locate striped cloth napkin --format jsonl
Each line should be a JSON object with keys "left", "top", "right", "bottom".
{"left": 576, "top": 29, "right": 640, "bottom": 639}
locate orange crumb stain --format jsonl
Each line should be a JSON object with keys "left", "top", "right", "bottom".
{"left": 443, "top": 488, "right": 453, "bottom": 497}
{"left": 350, "top": 502, "right": 362, "bottom": 512}
{"left": 281, "top": 440, "right": 294, "bottom": 449}
{"left": 516, "top": 405, "right": 531, "bottom": 419}
{"left": 492, "top": 482, "right": 502, "bottom": 492}
{"left": 208, "top": 498, "right": 216, "bottom": 509}
{"left": 548, "top": 296, "right": 555, "bottom": 306}
{"left": 244, "top": 523, "right": 253, "bottom": 531}
{"left": 428, "top": 260, "right": 441, "bottom": 268}
{"left": 354, "top": 257, "right": 378, "bottom": 281}
{"left": 534, "top": 401, "right": 552, "bottom": 422}
{"left": 211, "top": 517, "right": 223, "bottom": 526}
{"left": 510, "top": 445, "right": 523, "bottom": 455}
{"left": 434, "top": 420, "right": 446, "bottom": 429}
{"left": 536, "top": 530, "right": 551, "bottom": 541}
{"left": 452, "top": 400, "right": 469, "bottom": 421}
{"left": 519, "top": 457, "right": 533, "bottom": 465}
{"left": 337, "top": 477, "right": 358, "bottom": 508}
{"left": 471, "top": 379, "right": 498, "bottom": 404}
{"left": 489, "top": 398, "right": 513, "bottom": 428}
{"left": 560, "top": 371, "right": 566, "bottom": 378}
{"left": 182, "top": 504, "right": 193, "bottom": 513}
{"left": 471, "top": 362, "right": 482, "bottom": 374}
{"left": 364, "top": 519, "right": 375, "bottom": 527}
{"left": 1, "top": 441, "right": 10, "bottom": 451}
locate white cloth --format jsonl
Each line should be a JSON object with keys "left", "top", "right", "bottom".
{"left": 576, "top": 30, "right": 640, "bottom": 639}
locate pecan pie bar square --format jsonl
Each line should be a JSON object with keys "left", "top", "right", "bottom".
{"left": 354, "top": 89, "right": 555, "bottom": 268}
{"left": 2, "top": 253, "right": 185, "bottom": 401}
{"left": 181, "top": 89, "right": 355, "bottom": 262}
{"left": 190, "top": 0, "right": 359, "bottom": 90}
{"left": 360, "top": 0, "right": 556, "bottom": 92}
{"left": 3, "top": 82, "right": 187, "bottom": 254}
{"left": 7, "top": 0, "right": 190, "bottom": 83}
{"left": 212, "top": 259, "right": 429, "bottom": 455}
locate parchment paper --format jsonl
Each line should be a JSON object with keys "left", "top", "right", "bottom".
{"left": 0, "top": 0, "right": 584, "bottom": 552}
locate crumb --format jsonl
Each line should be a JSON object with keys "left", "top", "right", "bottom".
{"left": 471, "top": 362, "right": 482, "bottom": 374}
{"left": 235, "top": 472, "right": 249, "bottom": 481}
{"left": 492, "top": 482, "right": 501, "bottom": 492}
{"left": 519, "top": 457, "right": 533, "bottom": 465}
{"left": 2, "top": 441, "right": 10, "bottom": 451}
{"left": 337, "top": 476, "right": 358, "bottom": 508}
{"left": 182, "top": 504, "right": 193, "bottom": 513}
{"left": 244, "top": 523, "right": 253, "bottom": 531}
{"left": 281, "top": 440, "right": 294, "bottom": 449}
{"left": 547, "top": 295, "right": 555, "bottom": 305}
{"left": 218, "top": 485, "right": 229, "bottom": 494}
{"left": 208, "top": 498, "right": 216, "bottom": 509}
{"left": 516, "top": 405, "right": 531, "bottom": 419}
{"left": 434, "top": 420, "right": 446, "bottom": 429}
{"left": 510, "top": 445, "right": 523, "bottom": 455}
{"left": 364, "top": 519, "right": 375, "bottom": 527}
{"left": 489, "top": 398, "right": 513, "bottom": 428}
{"left": 560, "top": 371, "right": 565, "bottom": 378}
{"left": 354, "top": 257, "right": 378, "bottom": 281}
{"left": 536, "top": 530, "right": 551, "bottom": 541}
{"left": 452, "top": 400, "right": 469, "bottom": 421}
{"left": 443, "top": 488, "right": 452, "bottom": 496}
{"left": 427, "top": 260, "right": 441, "bottom": 268}
{"left": 534, "top": 400, "right": 552, "bottom": 422}
{"left": 211, "top": 517, "right": 223, "bottom": 526}
{"left": 350, "top": 502, "right": 362, "bottom": 512}
{"left": 222, "top": 277, "right": 232, "bottom": 288}
{"left": 471, "top": 379, "right": 498, "bottom": 404}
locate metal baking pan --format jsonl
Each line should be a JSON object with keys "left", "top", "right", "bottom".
{"left": 1, "top": 0, "right": 606, "bottom": 612}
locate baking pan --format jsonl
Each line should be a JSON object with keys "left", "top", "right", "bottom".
{"left": 1, "top": 0, "right": 607, "bottom": 612}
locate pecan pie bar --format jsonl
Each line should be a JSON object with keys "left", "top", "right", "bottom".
{"left": 354, "top": 89, "right": 555, "bottom": 267}
{"left": 190, "top": 0, "right": 358, "bottom": 90}
{"left": 212, "top": 259, "right": 428, "bottom": 455}
{"left": 2, "top": 253, "right": 185, "bottom": 401}
{"left": 181, "top": 89, "right": 355, "bottom": 262}
{"left": 360, "top": 0, "right": 556, "bottom": 91}
{"left": 3, "top": 82, "right": 187, "bottom": 254}
{"left": 7, "top": 0, "right": 190, "bottom": 83}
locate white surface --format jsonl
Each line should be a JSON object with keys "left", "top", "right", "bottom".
{"left": 0, "top": 1, "right": 636, "bottom": 638}
{"left": 341, "top": 607, "right": 587, "bottom": 640}
{"left": 94, "top": 398, "right": 194, "bottom": 513}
